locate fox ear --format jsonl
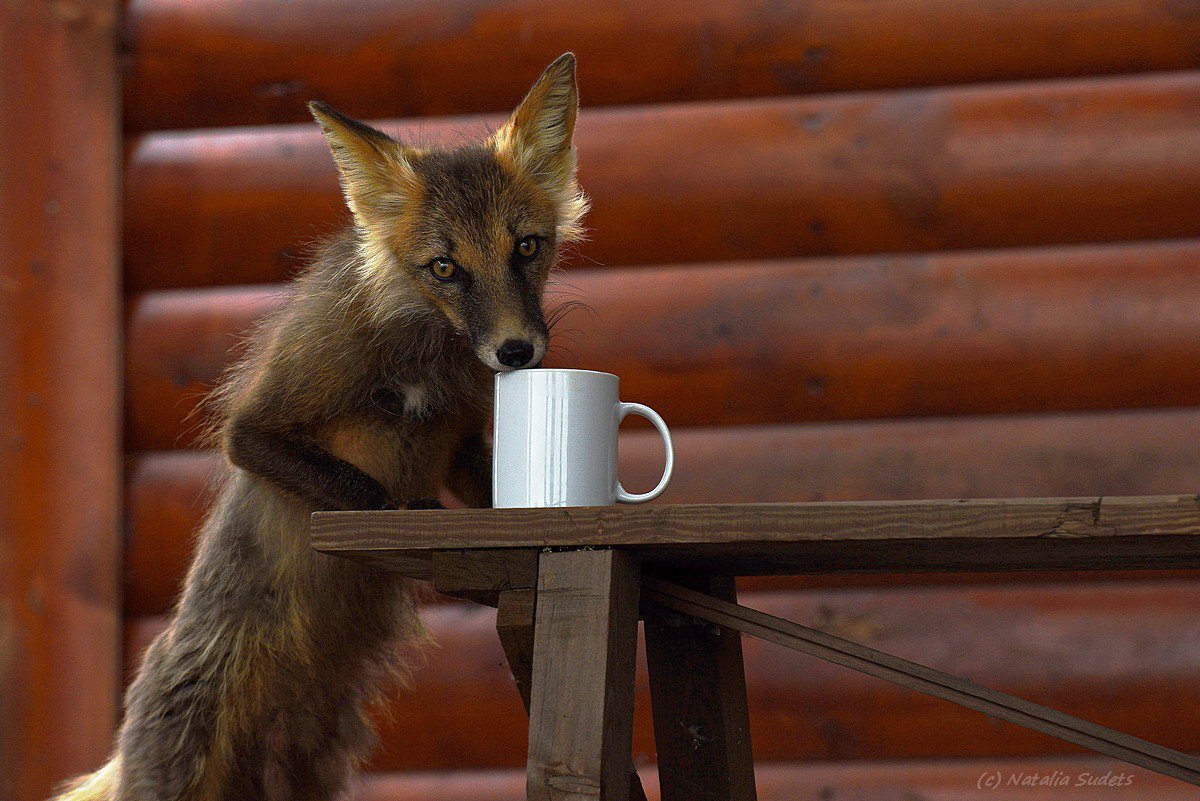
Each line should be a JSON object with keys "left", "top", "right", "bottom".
{"left": 309, "top": 101, "right": 418, "bottom": 227}
{"left": 491, "top": 53, "right": 588, "bottom": 241}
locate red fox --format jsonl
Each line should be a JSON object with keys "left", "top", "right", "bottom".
{"left": 55, "top": 53, "right": 586, "bottom": 800}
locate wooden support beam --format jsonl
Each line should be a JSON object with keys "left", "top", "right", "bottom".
{"left": 433, "top": 550, "right": 539, "bottom": 607}
{"left": 527, "top": 550, "right": 642, "bottom": 801}
{"left": 642, "top": 578, "right": 1200, "bottom": 786}
{"left": 0, "top": 3, "right": 121, "bottom": 799}
{"left": 644, "top": 575, "right": 756, "bottom": 801}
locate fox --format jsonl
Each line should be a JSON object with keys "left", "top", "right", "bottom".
{"left": 55, "top": 53, "right": 587, "bottom": 801}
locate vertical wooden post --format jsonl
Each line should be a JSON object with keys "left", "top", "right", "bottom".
{"left": 0, "top": 2, "right": 121, "bottom": 800}
{"left": 499, "top": 588, "right": 650, "bottom": 801}
{"left": 644, "top": 575, "right": 757, "bottom": 801}
{"left": 527, "top": 550, "right": 641, "bottom": 801}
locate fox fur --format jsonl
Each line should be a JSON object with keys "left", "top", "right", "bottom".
{"left": 55, "top": 53, "right": 586, "bottom": 801}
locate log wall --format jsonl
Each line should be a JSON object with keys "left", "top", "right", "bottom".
{"left": 0, "top": 3, "right": 122, "bottom": 800}
{"left": 117, "top": 2, "right": 1200, "bottom": 797}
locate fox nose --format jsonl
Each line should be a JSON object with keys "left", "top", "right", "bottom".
{"left": 496, "top": 339, "right": 535, "bottom": 368}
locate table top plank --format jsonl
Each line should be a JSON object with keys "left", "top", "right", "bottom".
{"left": 311, "top": 496, "right": 1200, "bottom": 577}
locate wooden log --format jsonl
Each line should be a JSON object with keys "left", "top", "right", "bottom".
{"left": 311, "top": 496, "right": 1200, "bottom": 577}
{"left": 122, "top": 0, "right": 1200, "bottom": 132}
{"left": 0, "top": 3, "right": 121, "bottom": 799}
{"left": 124, "top": 450, "right": 225, "bottom": 616}
{"left": 124, "top": 580, "right": 1200, "bottom": 770}
{"left": 124, "top": 72, "right": 1200, "bottom": 292}
{"left": 123, "top": 405, "right": 1200, "bottom": 616}
{"left": 617, "top": 405, "right": 1200, "bottom": 506}
{"left": 351, "top": 756, "right": 1195, "bottom": 801}
{"left": 125, "top": 239, "right": 1200, "bottom": 449}
{"left": 125, "top": 284, "right": 282, "bottom": 450}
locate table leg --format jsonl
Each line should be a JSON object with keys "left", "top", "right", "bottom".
{"left": 526, "top": 550, "right": 641, "bottom": 801}
{"left": 499, "top": 588, "right": 650, "bottom": 801}
{"left": 644, "top": 574, "right": 757, "bottom": 801}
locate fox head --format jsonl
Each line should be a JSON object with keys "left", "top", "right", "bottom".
{"left": 309, "top": 53, "right": 587, "bottom": 371}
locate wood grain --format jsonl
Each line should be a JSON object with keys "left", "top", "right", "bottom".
{"left": 123, "top": 72, "right": 1200, "bottom": 292}
{"left": 125, "top": 285, "right": 279, "bottom": 450}
{"left": 124, "top": 407, "right": 1200, "bottom": 615}
{"left": 125, "top": 580, "right": 1200, "bottom": 769}
{"left": 124, "top": 450, "right": 225, "bottom": 615}
{"left": 125, "top": 239, "right": 1200, "bottom": 449}
{"left": 527, "top": 550, "right": 641, "bottom": 801}
{"left": 643, "top": 578, "right": 1200, "bottom": 786}
{"left": 615, "top": 406, "right": 1200, "bottom": 506}
{"left": 433, "top": 550, "right": 540, "bottom": 606}
{"left": 496, "top": 587, "right": 651, "bottom": 801}
{"left": 0, "top": 3, "right": 121, "bottom": 799}
{"left": 644, "top": 575, "right": 756, "bottom": 801}
{"left": 312, "top": 496, "right": 1200, "bottom": 577}
{"left": 496, "top": 589, "right": 538, "bottom": 712}
{"left": 122, "top": 0, "right": 1200, "bottom": 131}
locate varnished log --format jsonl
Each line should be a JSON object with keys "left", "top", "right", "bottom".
{"left": 122, "top": 0, "right": 1200, "bottom": 131}
{"left": 125, "top": 580, "right": 1200, "bottom": 770}
{"left": 124, "top": 73, "right": 1200, "bottom": 291}
{"left": 0, "top": 3, "right": 121, "bottom": 798}
{"left": 352, "top": 755, "right": 1187, "bottom": 801}
{"left": 125, "top": 240, "right": 1200, "bottom": 449}
{"left": 124, "top": 450, "right": 226, "bottom": 616}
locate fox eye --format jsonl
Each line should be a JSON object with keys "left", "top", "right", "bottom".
{"left": 515, "top": 236, "right": 540, "bottom": 260}
{"left": 429, "top": 258, "right": 457, "bottom": 281}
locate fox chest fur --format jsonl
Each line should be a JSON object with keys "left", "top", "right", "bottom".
{"left": 318, "top": 371, "right": 491, "bottom": 503}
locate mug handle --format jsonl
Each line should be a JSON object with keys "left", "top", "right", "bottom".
{"left": 616, "top": 402, "right": 674, "bottom": 504}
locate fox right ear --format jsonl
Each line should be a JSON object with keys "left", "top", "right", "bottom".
{"left": 308, "top": 101, "right": 419, "bottom": 227}
{"left": 491, "top": 52, "right": 578, "bottom": 171}
{"left": 490, "top": 53, "right": 588, "bottom": 241}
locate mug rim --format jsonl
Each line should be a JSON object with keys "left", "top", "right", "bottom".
{"left": 498, "top": 367, "right": 615, "bottom": 379}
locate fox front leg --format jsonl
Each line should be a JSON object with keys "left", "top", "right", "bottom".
{"left": 227, "top": 416, "right": 393, "bottom": 510}
{"left": 446, "top": 432, "right": 492, "bottom": 508}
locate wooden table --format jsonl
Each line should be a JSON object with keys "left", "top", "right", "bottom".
{"left": 311, "top": 496, "right": 1200, "bottom": 800}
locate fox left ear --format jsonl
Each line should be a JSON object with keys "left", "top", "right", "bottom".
{"left": 309, "top": 101, "right": 419, "bottom": 230}
{"left": 491, "top": 53, "right": 589, "bottom": 242}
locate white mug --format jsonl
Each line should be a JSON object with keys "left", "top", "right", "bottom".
{"left": 493, "top": 369, "right": 674, "bottom": 508}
